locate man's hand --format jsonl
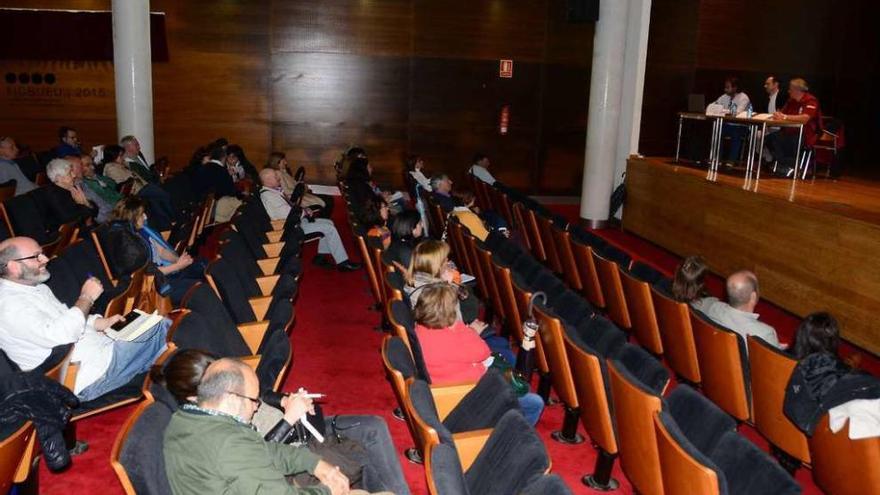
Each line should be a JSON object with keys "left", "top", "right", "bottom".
{"left": 314, "top": 460, "right": 350, "bottom": 495}
{"left": 280, "top": 392, "right": 314, "bottom": 424}
{"left": 174, "top": 253, "right": 194, "bottom": 269}
{"left": 94, "top": 314, "right": 124, "bottom": 332}
{"left": 80, "top": 277, "right": 104, "bottom": 302}
{"left": 772, "top": 111, "right": 786, "bottom": 120}
{"left": 469, "top": 320, "right": 488, "bottom": 334}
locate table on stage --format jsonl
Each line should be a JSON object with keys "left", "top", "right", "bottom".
{"left": 675, "top": 112, "right": 806, "bottom": 181}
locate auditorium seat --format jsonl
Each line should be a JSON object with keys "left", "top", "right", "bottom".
{"left": 0, "top": 421, "right": 37, "bottom": 493}
{"left": 461, "top": 229, "right": 490, "bottom": 303}
{"left": 510, "top": 201, "right": 532, "bottom": 251}
{"left": 747, "top": 336, "right": 810, "bottom": 469}
{"left": 809, "top": 414, "right": 880, "bottom": 495}
{"left": 472, "top": 240, "right": 505, "bottom": 320}
{"left": 593, "top": 248, "right": 632, "bottom": 331}
{"left": 1, "top": 193, "right": 56, "bottom": 245}
{"left": 607, "top": 343, "right": 671, "bottom": 495}
{"left": 446, "top": 217, "right": 473, "bottom": 276}
{"left": 533, "top": 303, "right": 584, "bottom": 444}
{"left": 509, "top": 276, "right": 551, "bottom": 399}
{"left": 653, "top": 385, "right": 800, "bottom": 495}
{"left": 619, "top": 262, "right": 664, "bottom": 356}
{"left": 425, "top": 195, "right": 446, "bottom": 240}
{"left": 110, "top": 389, "right": 156, "bottom": 495}
{"left": 353, "top": 227, "right": 383, "bottom": 308}
{"left": 424, "top": 411, "right": 550, "bottom": 495}
{"left": 690, "top": 310, "right": 751, "bottom": 421}
{"left": 535, "top": 212, "right": 563, "bottom": 273}
{"left": 550, "top": 221, "right": 582, "bottom": 291}
{"left": 490, "top": 254, "right": 526, "bottom": 342}
{"left": 564, "top": 316, "right": 627, "bottom": 490}
{"left": 569, "top": 229, "right": 606, "bottom": 309}
{"left": 651, "top": 286, "right": 702, "bottom": 384}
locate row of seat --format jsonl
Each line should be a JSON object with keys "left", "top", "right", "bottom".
{"left": 461, "top": 176, "right": 879, "bottom": 495}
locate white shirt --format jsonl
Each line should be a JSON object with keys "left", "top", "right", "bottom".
{"left": 259, "top": 186, "right": 291, "bottom": 221}
{"left": 768, "top": 90, "right": 779, "bottom": 113}
{"left": 700, "top": 298, "right": 780, "bottom": 350}
{"left": 0, "top": 278, "right": 113, "bottom": 393}
{"left": 409, "top": 170, "right": 432, "bottom": 191}
{"left": 712, "top": 92, "right": 751, "bottom": 115}
{"left": 469, "top": 165, "right": 497, "bottom": 185}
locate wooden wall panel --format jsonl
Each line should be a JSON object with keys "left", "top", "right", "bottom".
{"left": 623, "top": 157, "right": 880, "bottom": 355}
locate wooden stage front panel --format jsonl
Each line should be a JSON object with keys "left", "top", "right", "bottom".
{"left": 622, "top": 157, "right": 880, "bottom": 355}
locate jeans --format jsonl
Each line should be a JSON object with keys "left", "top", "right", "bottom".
{"left": 328, "top": 415, "right": 411, "bottom": 495}
{"left": 517, "top": 393, "right": 544, "bottom": 426}
{"left": 77, "top": 319, "right": 169, "bottom": 402}
{"left": 722, "top": 123, "right": 748, "bottom": 162}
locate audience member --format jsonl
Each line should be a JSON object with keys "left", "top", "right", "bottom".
{"left": 121, "top": 135, "right": 158, "bottom": 183}
{"left": 44, "top": 158, "right": 98, "bottom": 230}
{"left": 54, "top": 126, "right": 81, "bottom": 158}
{"left": 771, "top": 78, "right": 822, "bottom": 176}
{"left": 109, "top": 197, "right": 204, "bottom": 304}
{"left": 102, "top": 144, "right": 175, "bottom": 229}
{"left": 162, "top": 358, "right": 354, "bottom": 495}
{"left": 0, "top": 137, "right": 37, "bottom": 196}
{"left": 670, "top": 255, "right": 714, "bottom": 312}
{"left": 784, "top": 312, "right": 880, "bottom": 436}
{"left": 429, "top": 173, "right": 456, "bottom": 212}
{"left": 700, "top": 270, "right": 781, "bottom": 349}
{"left": 0, "top": 236, "right": 169, "bottom": 401}
{"left": 451, "top": 189, "right": 489, "bottom": 241}
{"left": 259, "top": 169, "right": 360, "bottom": 272}
{"left": 710, "top": 77, "right": 751, "bottom": 164}
{"left": 267, "top": 151, "right": 298, "bottom": 196}
{"left": 359, "top": 196, "right": 391, "bottom": 248}
{"left": 80, "top": 152, "right": 123, "bottom": 213}
{"left": 469, "top": 153, "right": 497, "bottom": 185}
{"left": 383, "top": 209, "right": 423, "bottom": 270}
{"left": 344, "top": 157, "right": 384, "bottom": 211}
{"left": 413, "top": 283, "right": 544, "bottom": 426}
{"left": 157, "top": 350, "right": 410, "bottom": 494}
{"left": 226, "top": 144, "right": 259, "bottom": 185}
{"left": 64, "top": 155, "right": 113, "bottom": 223}
{"left": 194, "top": 144, "right": 239, "bottom": 200}
{"left": 406, "top": 155, "right": 431, "bottom": 193}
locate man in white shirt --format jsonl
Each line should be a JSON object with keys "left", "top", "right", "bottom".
{"left": 700, "top": 270, "right": 781, "bottom": 350}
{"left": 258, "top": 169, "right": 360, "bottom": 272}
{"left": 0, "top": 237, "right": 169, "bottom": 401}
{"left": 710, "top": 77, "right": 751, "bottom": 164}
{"left": 468, "top": 153, "right": 497, "bottom": 185}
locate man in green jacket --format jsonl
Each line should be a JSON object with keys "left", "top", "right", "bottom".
{"left": 163, "top": 358, "right": 350, "bottom": 495}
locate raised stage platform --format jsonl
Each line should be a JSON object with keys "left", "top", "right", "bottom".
{"left": 622, "top": 157, "right": 880, "bottom": 356}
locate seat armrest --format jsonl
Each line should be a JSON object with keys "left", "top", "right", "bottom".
{"left": 270, "top": 219, "right": 285, "bottom": 231}
{"left": 265, "top": 230, "right": 284, "bottom": 243}
{"left": 257, "top": 257, "right": 280, "bottom": 276}
{"left": 452, "top": 428, "right": 493, "bottom": 471}
{"left": 256, "top": 274, "right": 281, "bottom": 296}
{"left": 237, "top": 321, "right": 270, "bottom": 354}
{"left": 430, "top": 382, "right": 477, "bottom": 421}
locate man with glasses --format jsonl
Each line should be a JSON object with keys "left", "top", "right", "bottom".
{"left": 0, "top": 236, "right": 169, "bottom": 401}
{"left": 163, "top": 358, "right": 357, "bottom": 495}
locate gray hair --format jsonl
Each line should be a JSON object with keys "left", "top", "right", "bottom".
{"left": 196, "top": 360, "right": 246, "bottom": 405}
{"left": 0, "top": 243, "right": 20, "bottom": 277}
{"left": 46, "top": 158, "right": 72, "bottom": 183}
{"left": 429, "top": 173, "right": 449, "bottom": 190}
{"left": 120, "top": 135, "right": 138, "bottom": 146}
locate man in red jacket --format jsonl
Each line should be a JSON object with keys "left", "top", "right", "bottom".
{"left": 770, "top": 78, "right": 821, "bottom": 177}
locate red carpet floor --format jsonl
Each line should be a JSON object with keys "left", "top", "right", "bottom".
{"left": 37, "top": 202, "right": 857, "bottom": 494}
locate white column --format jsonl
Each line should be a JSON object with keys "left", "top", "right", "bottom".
{"left": 112, "top": 0, "right": 155, "bottom": 163}
{"left": 580, "top": 0, "right": 652, "bottom": 225}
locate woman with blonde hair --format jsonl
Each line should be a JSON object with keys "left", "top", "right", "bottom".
{"left": 404, "top": 240, "right": 461, "bottom": 316}
{"left": 414, "top": 283, "right": 544, "bottom": 425}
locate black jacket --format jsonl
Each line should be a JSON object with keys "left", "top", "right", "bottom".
{"left": 764, "top": 91, "right": 788, "bottom": 114}
{"left": 34, "top": 183, "right": 97, "bottom": 232}
{"left": 0, "top": 371, "right": 79, "bottom": 471}
{"left": 194, "top": 161, "right": 238, "bottom": 199}
{"left": 783, "top": 352, "right": 880, "bottom": 436}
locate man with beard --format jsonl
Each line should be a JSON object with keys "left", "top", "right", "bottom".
{"left": 0, "top": 237, "right": 169, "bottom": 401}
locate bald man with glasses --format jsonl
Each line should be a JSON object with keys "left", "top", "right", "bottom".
{"left": 0, "top": 236, "right": 169, "bottom": 401}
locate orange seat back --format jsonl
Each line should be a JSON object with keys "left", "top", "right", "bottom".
{"left": 594, "top": 252, "right": 631, "bottom": 330}
{"left": 380, "top": 336, "right": 420, "bottom": 444}
{"left": 571, "top": 239, "right": 605, "bottom": 308}
{"left": 533, "top": 305, "right": 578, "bottom": 408}
{"left": 522, "top": 207, "right": 546, "bottom": 261}
{"left": 810, "top": 415, "right": 880, "bottom": 495}
{"left": 653, "top": 412, "right": 720, "bottom": 495}
{"left": 652, "top": 289, "right": 701, "bottom": 383}
{"left": 355, "top": 233, "right": 383, "bottom": 306}
{"left": 110, "top": 390, "right": 157, "bottom": 495}
{"left": 461, "top": 230, "right": 489, "bottom": 302}
{"left": 0, "top": 421, "right": 36, "bottom": 492}
{"left": 690, "top": 311, "right": 750, "bottom": 421}
{"left": 564, "top": 332, "right": 617, "bottom": 454}
{"left": 608, "top": 357, "right": 666, "bottom": 495}
{"left": 511, "top": 202, "right": 531, "bottom": 250}
{"left": 535, "top": 214, "right": 562, "bottom": 273}
{"left": 492, "top": 261, "right": 524, "bottom": 341}
{"left": 447, "top": 218, "right": 473, "bottom": 276}
{"left": 473, "top": 242, "right": 505, "bottom": 320}
{"left": 551, "top": 225, "right": 582, "bottom": 291}
{"left": 620, "top": 269, "right": 663, "bottom": 355}
{"left": 747, "top": 336, "right": 810, "bottom": 464}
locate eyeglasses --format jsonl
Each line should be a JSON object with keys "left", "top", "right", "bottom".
{"left": 227, "top": 391, "right": 261, "bottom": 407}
{"left": 10, "top": 252, "right": 46, "bottom": 263}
